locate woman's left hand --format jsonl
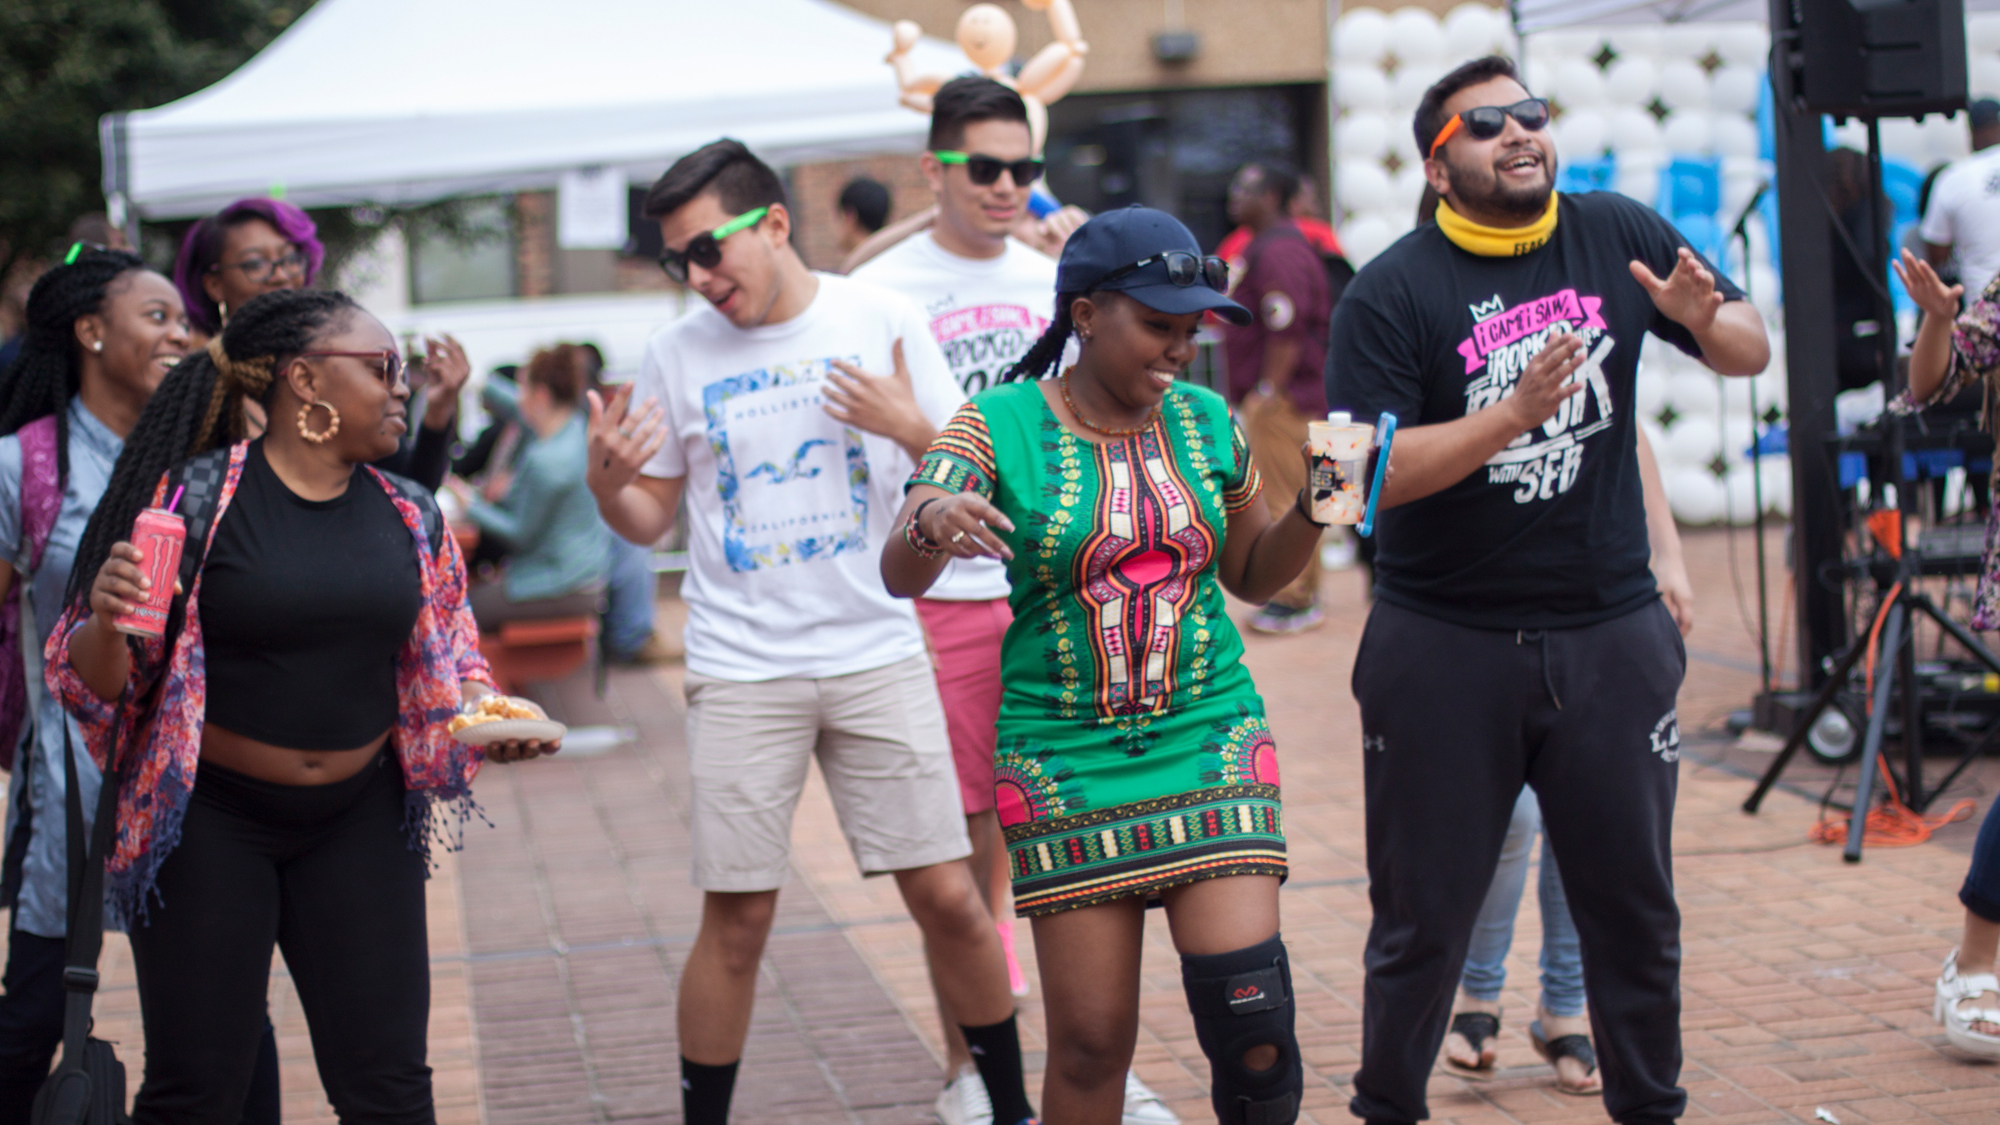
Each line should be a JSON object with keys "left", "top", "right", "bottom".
{"left": 422, "top": 334, "right": 472, "bottom": 430}
{"left": 1893, "top": 248, "right": 1964, "bottom": 320}
{"left": 484, "top": 738, "right": 560, "bottom": 763}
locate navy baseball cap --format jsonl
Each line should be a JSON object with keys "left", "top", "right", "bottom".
{"left": 1972, "top": 99, "right": 2000, "bottom": 129}
{"left": 1055, "top": 205, "right": 1251, "bottom": 325}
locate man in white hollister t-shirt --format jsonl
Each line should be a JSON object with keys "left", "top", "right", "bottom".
{"left": 586, "top": 138, "right": 1036, "bottom": 1125}
{"left": 851, "top": 78, "right": 1178, "bottom": 1125}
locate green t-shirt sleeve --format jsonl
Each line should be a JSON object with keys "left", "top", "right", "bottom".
{"left": 1223, "top": 417, "right": 1264, "bottom": 514}
{"left": 908, "top": 401, "right": 998, "bottom": 500}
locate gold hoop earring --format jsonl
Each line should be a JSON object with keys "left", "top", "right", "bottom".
{"left": 298, "top": 400, "right": 340, "bottom": 444}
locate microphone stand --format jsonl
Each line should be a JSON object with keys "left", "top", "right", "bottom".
{"left": 1732, "top": 181, "right": 1775, "bottom": 698}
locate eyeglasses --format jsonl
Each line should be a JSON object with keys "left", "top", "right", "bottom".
{"left": 211, "top": 249, "right": 309, "bottom": 284}
{"left": 1428, "top": 98, "right": 1552, "bottom": 159}
{"left": 657, "top": 206, "right": 770, "bottom": 284}
{"left": 298, "top": 349, "right": 406, "bottom": 388}
{"left": 932, "top": 151, "right": 1046, "bottom": 187}
{"left": 1096, "top": 251, "right": 1229, "bottom": 293}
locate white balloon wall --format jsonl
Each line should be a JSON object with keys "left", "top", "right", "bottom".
{"left": 1329, "top": 8, "right": 2000, "bottom": 525}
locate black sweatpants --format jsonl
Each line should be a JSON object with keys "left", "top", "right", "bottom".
{"left": 1348, "top": 599, "right": 1686, "bottom": 1125}
{"left": 0, "top": 927, "right": 282, "bottom": 1125}
{"left": 127, "top": 754, "right": 433, "bottom": 1125}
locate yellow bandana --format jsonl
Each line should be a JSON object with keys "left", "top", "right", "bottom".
{"left": 1435, "top": 194, "right": 1560, "bottom": 257}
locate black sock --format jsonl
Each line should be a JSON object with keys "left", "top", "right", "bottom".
{"left": 680, "top": 1057, "right": 740, "bottom": 1125}
{"left": 960, "top": 1014, "right": 1035, "bottom": 1125}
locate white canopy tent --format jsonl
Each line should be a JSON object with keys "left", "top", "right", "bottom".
{"left": 1512, "top": 0, "right": 2000, "bottom": 34}
{"left": 104, "top": 0, "right": 965, "bottom": 220}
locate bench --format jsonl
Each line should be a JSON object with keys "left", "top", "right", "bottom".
{"left": 478, "top": 615, "right": 598, "bottom": 694}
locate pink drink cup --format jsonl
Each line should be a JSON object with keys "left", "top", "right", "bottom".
{"left": 111, "top": 508, "right": 186, "bottom": 639}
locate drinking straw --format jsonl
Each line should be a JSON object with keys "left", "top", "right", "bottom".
{"left": 166, "top": 486, "right": 185, "bottom": 514}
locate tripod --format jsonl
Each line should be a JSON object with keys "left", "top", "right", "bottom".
{"left": 1742, "top": 115, "right": 2000, "bottom": 859}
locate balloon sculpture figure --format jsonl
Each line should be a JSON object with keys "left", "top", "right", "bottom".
{"left": 885, "top": 0, "right": 1086, "bottom": 154}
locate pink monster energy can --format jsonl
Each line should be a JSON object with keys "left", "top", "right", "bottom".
{"left": 112, "top": 508, "right": 186, "bottom": 639}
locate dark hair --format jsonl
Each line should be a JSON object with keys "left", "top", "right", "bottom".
{"left": 928, "top": 76, "right": 1031, "bottom": 151}
{"left": 523, "top": 344, "right": 587, "bottom": 407}
{"left": 1416, "top": 184, "right": 1442, "bottom": 225}
{"left": 642, "top": 138, "right": 788, "bottom": 221}
{"left": 3, "top": 249, "right": 149, "bottom": 489}
{"left": 173, "top": 198, "right": 326, "bottom": 337}
{"left": 838, "top": 177, "right": 892, "bottom": 233}
{"left": 1001, "top": 291, "right": 1083, "bottom": 383}
{"left": 67, "top": 288, "right": 360, "bottom": 610}
{"left": 1242, "top": 161, "right": 1302, "bottom": 210}
{"left": 1414, "top": 56, "right": 1525, "bottom": 158}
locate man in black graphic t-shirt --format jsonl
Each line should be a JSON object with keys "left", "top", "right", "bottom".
{"left": 1327, "top": 57, "right": 1768, "bottom": 1125}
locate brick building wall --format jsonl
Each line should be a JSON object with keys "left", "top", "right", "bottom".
{"left": 788, "top": 153, "right": 932, "bottom": 273}
{"left": 513, "top": 191, "right": 555, "bottom": 298}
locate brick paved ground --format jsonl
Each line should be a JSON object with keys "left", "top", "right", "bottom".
{"left": 15, "top": 522, "right": 2000, "bottom": 1123}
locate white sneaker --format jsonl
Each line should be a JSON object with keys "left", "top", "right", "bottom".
{"left": 1122, "top": 1071, "right": 1178, "bottom": 1125}
{"left": 936, "top": 1064, "right": 995, "bottom": 1125}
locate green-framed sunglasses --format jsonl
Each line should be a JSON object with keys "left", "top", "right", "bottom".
{"left": 658, "top": 205, "right": 770, "bottom": 283}
{"left": 932, "top": 151, "right": 1045, "bottom": 187}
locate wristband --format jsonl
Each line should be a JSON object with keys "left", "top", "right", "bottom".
{"left": 905, "top": 498, "right": 945, "bottom": 559}
{"left": 1295, "top": 486, "right": 1330, "bottom": 527}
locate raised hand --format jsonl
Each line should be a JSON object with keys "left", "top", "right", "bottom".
{"left": 826, "top": 339, "right": 932, "bottom": 456}
{"left": 1630, "top": 248, "right": 1724, "bottom": 333}
{"left": 920, "top": 493, "right": 1016, "bottom": 561}
{"left": 1506, "top": 332, "right": 1587, "bottom": 432}
{"left": 421, "top": 334, "right": 472, "bottom": 429}
{"left": 585, "top": 383, "right": 668, "bottom": 499}
{"left": 1892, "top": 248, "right": 1964, "bottom": 320}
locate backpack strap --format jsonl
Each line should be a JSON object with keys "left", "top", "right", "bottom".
{"left": 377, "top": 470, "right": 446, "bottom": 556}
{"left": 157, "top": 447, "right": 233, "bottom": 644}
{"left": 17, "top": 414, "right": 61, "bottom": 574}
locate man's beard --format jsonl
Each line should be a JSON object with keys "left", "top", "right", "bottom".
{"left": 1443, "top": 149, "right": 1557, "bottom": 223}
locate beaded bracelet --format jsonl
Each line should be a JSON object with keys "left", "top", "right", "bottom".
{"left": 905, "top": 498, "right": 945, "bottom": 559}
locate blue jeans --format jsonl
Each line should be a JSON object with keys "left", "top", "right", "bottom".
{"left": 1961, "top": 795, "right": 2000, "bottom": 922}
{"left": 1459, "top": 788, "right": 1586, "bottom": 1018}
{"left": 602, "top": 535, "right": 656, "bottom": 658}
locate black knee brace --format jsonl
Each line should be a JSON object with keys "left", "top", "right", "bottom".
{"left": 1180, "top": 934, "right": 1303, "bottom": 1125}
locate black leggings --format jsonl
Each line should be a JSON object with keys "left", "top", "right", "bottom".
{"left": 127, "top": 753, "right": 433, "bottom": 1125}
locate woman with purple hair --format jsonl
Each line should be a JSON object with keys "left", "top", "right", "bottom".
{"left": 173, "top": 198, "right": 325, "bottom": 341}
{"left": 173, "top": 199, "right": 468, "bottom": 490}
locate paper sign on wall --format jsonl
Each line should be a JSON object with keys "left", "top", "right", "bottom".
{"left": 558, "top": 167, "right": 628, "bottom": 250}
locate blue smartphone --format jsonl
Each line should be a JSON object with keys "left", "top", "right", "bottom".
{"left": 1358, "top": 413, "right": 1397, "bottom": 538}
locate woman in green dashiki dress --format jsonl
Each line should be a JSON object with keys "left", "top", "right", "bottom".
{"left": 884, "top": 207, "right": 1328, "bottom": 1125}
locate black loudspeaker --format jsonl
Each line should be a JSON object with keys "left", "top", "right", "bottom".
{"left": 1781, "top": 0, "right": 1968, "bottom": 119}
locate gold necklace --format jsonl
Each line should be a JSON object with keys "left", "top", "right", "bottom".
{"left": 1058, "top": 367, "right": 1158, "bottom": 438}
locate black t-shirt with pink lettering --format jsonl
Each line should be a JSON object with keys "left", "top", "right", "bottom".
{"left": 1325, "top": 191, "right": 1744, "bottom": 630}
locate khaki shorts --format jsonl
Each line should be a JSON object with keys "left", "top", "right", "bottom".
{"left": 683, "top": 654, "right": 972, "bottom": 891}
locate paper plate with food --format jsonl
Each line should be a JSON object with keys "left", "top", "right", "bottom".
{"left": 448, "top": 694, "right": 566, "bottom": 747}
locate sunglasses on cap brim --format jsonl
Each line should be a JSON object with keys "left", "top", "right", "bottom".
{"left": 933, "top": 151, "right": 1046, "bottom": 187}
{"left": 1097, "top": 251, "right": 1230, "bottom": 293}
{"left": 658, "top": 206, "right": 770, "bottom": 284}
{"left": 1428, "top": 98, "right": 1552, "bottom": 159}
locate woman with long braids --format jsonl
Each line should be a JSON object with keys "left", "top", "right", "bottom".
{"left": 0, "top": 248, "right": 193, "bottom": 1120}
{"left": 882, "top": 207, "right": 1326, "bottom": 1125}
{"left": 45, "top": 286, "right": 557, "bottom": 1122}
{"left": 173, "top": 197, "right": 468, "bottom": 490}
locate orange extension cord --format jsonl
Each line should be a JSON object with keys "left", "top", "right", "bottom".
{"left": 1807, "top": 580, "right": 1978, "bottom": 847}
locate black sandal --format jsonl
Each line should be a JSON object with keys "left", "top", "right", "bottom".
{"left": 1527, "top": 1019, "right": 1600, "bottom": 1096}
{"left": 1440, "top": 1011, "right": 1500, "bottom": 1079}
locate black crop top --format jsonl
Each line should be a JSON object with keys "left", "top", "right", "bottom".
{"left": 199, "top": 442, "right": 423, "bottom": 749}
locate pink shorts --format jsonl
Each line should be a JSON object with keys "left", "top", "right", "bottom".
{"left": 914, "top": 597, "right": 1012, "bottom": 815}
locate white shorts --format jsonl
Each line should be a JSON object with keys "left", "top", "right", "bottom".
{"left": 682, "top": 654, "right": 972, "bottom": 891}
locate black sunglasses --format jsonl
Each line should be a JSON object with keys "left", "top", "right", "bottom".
{"left": 1429, "top": 98, "right": 1551, "bottom": 157}
{"left": 1097, "top": 251, "right": 1229, "bottom": 293}
{"left": 657, "top": 206, "right": 769, "bottom": 284}
{"left": 933, "top": 151, "right": 1045, "bottom": 187}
